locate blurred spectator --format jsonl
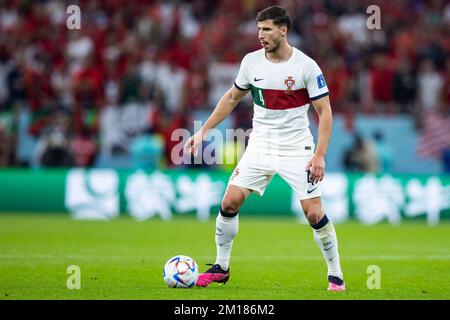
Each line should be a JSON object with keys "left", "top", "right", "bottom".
{"left": 0, "top": 53, "right": 10, "bottom": 108}
{"left": 393, "top": 59, "right": 417, "bottom": 114}
{"left": 372, "top": 130, "right": 393, "bottom": 173}
{"left": 336, "top": 4, "right": 368, "bottom": 47}
{"left": 70, "top": 126, "right": 97, "bottom": 167}
{"left": 325, "top": 55, "right": 350, "bottom": 112}
{"left": 369, "top": 53, "right": 395, "bottom": 113}
{"left": 130, "top": 130, "right": 165, "bottom": 170}
{"left": 99, "top": 100, "right": 157, "bottom": 157}
{"left": 158, "top": 110, "right": 190, "bottom": 167}
{"left": 33, "top": 128, "right": 74, "bottom": 168}
{"left": 343, "top": 134, "right": 379, "bottom": 173}
{"left": 207, "top": 61, "right": 239, "bottom": 109}
{"left": 417, "top": 59, "right": 444, "bottom": 111}
{"left": 66, "top": 32, "right": 94, "bottom": 74}
{"left": 185, "top": 59, "right": 209, "bottom": 110}
{"left": 0, "top": 125, "right": 12, "bottom": 166}
{"left": 155, "top": 58, "right": 187, "bottom": 113}
{"left": 120, "top": 59, "right": 142, "bottom": 104}
{"left": 443, "top": 57, "right": 450, "bottom": 113}
{"left": 99, "top": 103, "right": 124, "bottom": 157}
{"left": 32, "top": 111, "right": 73, "bottom": 168}
{"left": 51, "top": 61, "right": 74, "bottom": 108}
{"left": 138, "top": 49, "right": 158, "bottom": 100}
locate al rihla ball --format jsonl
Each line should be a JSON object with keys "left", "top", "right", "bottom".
{"left": 163, "top": 255, "right": 199, "bottom": 288}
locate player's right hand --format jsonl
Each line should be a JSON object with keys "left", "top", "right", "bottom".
{"left": 305, "top": 154, "right": 325, "bottom": 184}
{"left": 183, "top": 132, "right": 203, "bottom": 157}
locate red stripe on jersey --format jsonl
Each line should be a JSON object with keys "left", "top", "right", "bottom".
{"left": 263, "top": 88, "right": 310, "bottom": 110}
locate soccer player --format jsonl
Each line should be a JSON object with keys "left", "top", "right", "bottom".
{"left": 184, "top": 6, "right": 345, "bottom": 291}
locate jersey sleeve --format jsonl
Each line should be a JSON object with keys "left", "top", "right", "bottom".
{"left": 304, "top": 60, "right": 330, "bottom": 101}
{"left": 234, "top": 54, "right": 250, "bottom": 91}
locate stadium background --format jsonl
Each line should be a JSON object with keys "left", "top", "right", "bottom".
{"left": 0, "top": 0, "right": 450, "bottom": 300}
{"left": 0, "top": 0, "right": 449, "bottom": 222}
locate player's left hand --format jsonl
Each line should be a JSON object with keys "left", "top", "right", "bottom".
{"left": 305, "top": 154, "right": 325, "bottom": 184}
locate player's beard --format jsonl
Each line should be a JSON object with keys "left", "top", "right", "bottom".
{"left": 265, "top": 37, "right": 281, "bottom": 53}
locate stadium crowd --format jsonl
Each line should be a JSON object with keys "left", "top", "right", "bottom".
{"left": 0, "top": 0, "right": 449, "bottom": 169}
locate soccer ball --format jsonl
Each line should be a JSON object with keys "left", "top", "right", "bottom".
{"left": 163, "top": 255, "right": 199, "bottom": 288}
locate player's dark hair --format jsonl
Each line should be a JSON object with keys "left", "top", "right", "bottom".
{"left": 256, "top": 6, "right": 290, "bottom": 31}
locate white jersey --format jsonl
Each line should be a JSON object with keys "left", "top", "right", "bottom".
{"left": 234, "top": 48, "right": 329, "bottom": 156}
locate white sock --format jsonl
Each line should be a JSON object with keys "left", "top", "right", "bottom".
{"left": 215, "top": 212, "right": 238, "bottom": 271}
{"left": 312, "top": 217, "right": 343, "bottom": 279}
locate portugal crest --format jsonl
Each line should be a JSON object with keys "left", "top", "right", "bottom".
{"left": 284, "top": 76, "right": 295, "bottom": 95}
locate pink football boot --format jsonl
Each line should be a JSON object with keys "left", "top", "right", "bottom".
{"left": 196, "top": 264, "right": 229, "bottom": 287}
{"left": 327, "top": 275, "right": 346, "bottom": 291}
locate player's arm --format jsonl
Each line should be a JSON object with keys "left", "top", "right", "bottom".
{"left": 184, "top": 85, "right": 248, "bottom": 156}
{"left": 306, "top": 94, "right": 333, "bottom": 184}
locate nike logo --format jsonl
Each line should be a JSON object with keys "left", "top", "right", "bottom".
{"left": 254, "top": 77, "right": 263, "bottom": 82}
{"left": 324, "top": 245, "right": 334, "bottom": 252}
{"left": 307, "top": 187, "right": 318, "bottom": 194}
{"left": 215, "top": 233, "right": 224, "bottom": 237}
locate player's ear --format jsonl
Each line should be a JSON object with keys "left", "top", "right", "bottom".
{"left": 280, "top": 25, "right": 288, "bottom": 37}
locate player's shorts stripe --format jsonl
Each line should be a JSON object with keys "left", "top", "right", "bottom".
{"left": 310, "top": 91, "right": 330, "bottom": 101}
{"left": 250, "top": 85, "right": 311, "bottom": 110}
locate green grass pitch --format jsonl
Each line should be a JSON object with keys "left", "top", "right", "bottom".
{"left": 1, "top": 214, "right": 450, "bottom": 300}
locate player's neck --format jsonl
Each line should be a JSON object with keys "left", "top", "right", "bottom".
{"left": 265, "top": 42, "right": 293, "bottom": 63}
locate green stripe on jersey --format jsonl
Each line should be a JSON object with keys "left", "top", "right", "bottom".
{"left": 249, "top": 84, "right": 266, "bottom": 108}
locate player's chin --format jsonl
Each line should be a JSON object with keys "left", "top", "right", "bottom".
{"left": 261, "top": 43, "right": 272, "bottom": 52}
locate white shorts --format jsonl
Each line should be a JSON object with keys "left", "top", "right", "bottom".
{"left": 228, "top": 148, "right": 321, "bottom": 200}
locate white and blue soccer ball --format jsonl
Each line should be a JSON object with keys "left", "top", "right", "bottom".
{"left": 163, "top": 255, "right": 199, "bottom": 288}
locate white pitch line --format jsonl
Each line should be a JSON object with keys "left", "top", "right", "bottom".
{"left": 1, "top": 254, "right": 450, "bottom": 261}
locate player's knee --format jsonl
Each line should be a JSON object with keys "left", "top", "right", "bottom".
{"left": 305, "top": 207, "right": 324, "bottom": 225}
{"left": 221, "top": 197, "right": 241, "bottom": 215}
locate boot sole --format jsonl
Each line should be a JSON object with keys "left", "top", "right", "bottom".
{"left": 217, "top": 274, "right": 229, "bottom": 284}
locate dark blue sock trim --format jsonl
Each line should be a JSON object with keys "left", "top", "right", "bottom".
{"left": 311, "top": 214, "right": 329, "bottom": 230}
{"left": 220, "top": 207, "right": 239, "bottom": 218}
